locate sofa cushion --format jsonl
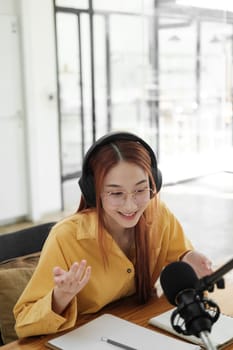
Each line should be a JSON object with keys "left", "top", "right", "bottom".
{"left": 0, "top": 253, "right": 40, "bottom": 344}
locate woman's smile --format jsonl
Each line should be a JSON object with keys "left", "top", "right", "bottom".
{"left": 117, "top": 211, "right": 137, "bottom": 220}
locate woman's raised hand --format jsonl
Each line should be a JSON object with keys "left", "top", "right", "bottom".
{"left": 52, "top": 260, "right": 91, "bottom": 314}
{"left": 181, "top": 251, "right": 213, "bottom": 278}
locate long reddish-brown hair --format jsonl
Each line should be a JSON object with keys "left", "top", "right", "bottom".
{"left": 78, "top": 140, "right": 158, "bottom": 303}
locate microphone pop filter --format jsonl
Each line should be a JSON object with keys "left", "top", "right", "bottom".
{"left": 160, "top": 261, "right": 198, "bottom": 305}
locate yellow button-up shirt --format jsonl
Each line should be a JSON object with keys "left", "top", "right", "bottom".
{"left": 14, "top": 200, "right": 193, "bottom": 338}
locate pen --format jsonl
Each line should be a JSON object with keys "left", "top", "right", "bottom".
{"left": 101, "top": 336, "right": 138, "bottom": 350}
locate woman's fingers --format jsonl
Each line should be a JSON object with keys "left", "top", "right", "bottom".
{"left": 79, "top": 265, "right": 92, "bottom": 287}
{"left": 53, "top": 266, "right": 65, "bottom": 277}
{"left": 53, "top": 260, "right": 91, "bottom": 293}
{"left": 71, "top": 260, "right": 87, "bottom": 280}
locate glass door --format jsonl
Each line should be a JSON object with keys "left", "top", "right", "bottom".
{"left": 55, "top": 5, "right": 159, "bottom": 210}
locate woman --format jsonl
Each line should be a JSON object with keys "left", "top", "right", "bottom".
{"left": 14, "top": 131, "right": 212, "bottom": 338}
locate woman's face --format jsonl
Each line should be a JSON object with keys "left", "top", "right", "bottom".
{"left": 101, "top": 161, "right": 151, "bottom": 231}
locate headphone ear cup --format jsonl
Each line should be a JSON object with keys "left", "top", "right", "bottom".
{"left": 151, "top": 167, "right": 162, "bottom": 193}
{"left": 156, "top": 168, "right": 162, "bottom": 193}
{"left": 79, "top": 174, "right": 96, "bottom": 207}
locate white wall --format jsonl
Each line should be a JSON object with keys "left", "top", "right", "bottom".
{"left": 19, "top": 0, "right": 62, "bottom": 221}
{"left": 0, "top": 12, "right": 28, "bottom": 224}
{"left": 0, "top": 0, "right": 62, "bottom": 223}
{"left": 0, "top": 0, "right": 16, "bottom": 13}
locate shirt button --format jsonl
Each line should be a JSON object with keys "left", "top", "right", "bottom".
{"left": 127, "top": 268, "right": 132, "bottom": 273}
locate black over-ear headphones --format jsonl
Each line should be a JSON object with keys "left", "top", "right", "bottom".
{"left": 78, "top": 131, "right": 162, "bottom": 207}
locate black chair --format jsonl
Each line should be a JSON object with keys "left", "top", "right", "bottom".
{"left": 0, "top": 222, "right": 55, "bottom": 263}
{"left": 0, "top": 222, "right": 55, "bottom": 345}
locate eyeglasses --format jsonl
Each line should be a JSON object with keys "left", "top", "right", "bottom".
{"left": 102, "top": 188, "right": 155, "bottom": 207}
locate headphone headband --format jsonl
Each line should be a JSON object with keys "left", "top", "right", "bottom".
{"left": 79, "top": 131, "right": 162, "bottom": 206}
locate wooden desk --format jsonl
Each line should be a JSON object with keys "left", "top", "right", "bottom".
{"left": 0, "top": 294, "right": 168, "bottom": 350}
{"left": 1, "top": 285, "right": 233, "bottom": 350}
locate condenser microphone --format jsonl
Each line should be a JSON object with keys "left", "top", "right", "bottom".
{"left": 160, "top": 261, "right": 220, "bottom": 350}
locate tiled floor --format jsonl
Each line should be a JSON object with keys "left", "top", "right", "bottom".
{"left": 0, "top": 212, "right": 68, "bottom": 235}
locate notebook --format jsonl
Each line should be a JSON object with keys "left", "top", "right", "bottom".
{"left": 149, "top": 309, "right": 233, "bottom": 349}
{"left": 46, "top": 313, "right": 200, "bottom": 350}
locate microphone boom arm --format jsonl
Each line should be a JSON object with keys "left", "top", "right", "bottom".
{"left": 196, "top": 258, "right": 233, "bottom": 293}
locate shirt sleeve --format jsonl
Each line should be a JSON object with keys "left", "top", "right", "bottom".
{"left": 14, "top": 222, "right": 78, "bottom": 338}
